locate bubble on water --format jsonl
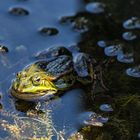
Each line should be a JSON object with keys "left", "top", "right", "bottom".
{"left": 9, "top": 7, "right": 29, "bottom": 16}
{"left": 97, "top": 40, "right": 107, "bottom": 48}
{"left": 99, "top": 104, "right": 113, "bottom": 112}
{"left": 104, "top": 44, "right": 123, "bottom": 56}
{"left": 123, "top": 17, "right": 140, "bottom": 29}
{"left": 126, "top": 65, "right": 140, "bottom": 78}
{"left": 117, "top": 52, "right": 134, "bottom": 63}
{"left": 138, "top": 133, "right": 140, "bottom": 139}
{"left": 122, "top": 31, "right": 137, "bottom": 41}
{"left": 86, "top": 2, "right": 105, "bottom": 14}
{"left": 38, "top": 27, "right": 59, "bottom": 36}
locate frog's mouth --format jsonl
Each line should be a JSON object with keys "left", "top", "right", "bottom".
{"left": 10, "top": 87, "right": 57, "bottom": 101}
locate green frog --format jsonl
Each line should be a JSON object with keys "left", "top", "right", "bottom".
{"left": 10, "top": 46, "right": 94, "bottom": 101}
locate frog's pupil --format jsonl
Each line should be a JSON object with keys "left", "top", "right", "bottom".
{"left": 35, "top": 76, "right": 40, "bottom": 82}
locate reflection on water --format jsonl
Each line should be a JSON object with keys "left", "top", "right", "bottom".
{"left": 52, "top": 89, "right": 85, "bottom": 138}
{"left": 0, "top": 0, "right": 85, "bottom": 139}
{"left": 0, "top": 0, "right": 140, "bottom": 139}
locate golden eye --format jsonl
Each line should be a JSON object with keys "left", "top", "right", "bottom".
{"left": 32, "top": 75, "right": 41, "bottom": 84}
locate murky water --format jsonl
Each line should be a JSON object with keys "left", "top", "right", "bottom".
{"left": 0, "top": 0, "right": 140, "bottom": 140}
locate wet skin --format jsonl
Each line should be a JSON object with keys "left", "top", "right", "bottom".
{"left": 11, "top": 47, "right": 94, "bottom": 101}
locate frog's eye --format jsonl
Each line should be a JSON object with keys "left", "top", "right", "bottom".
{"left": 32, "top": 75, "right": 41, "bottom": 85}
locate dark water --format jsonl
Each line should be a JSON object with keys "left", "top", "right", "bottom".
{"left": 0, "top": 0, "right": 140, "bottom": 140}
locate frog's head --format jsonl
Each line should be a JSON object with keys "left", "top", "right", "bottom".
{"left": 11, "top": 65, "right": 58, "bottom": 101}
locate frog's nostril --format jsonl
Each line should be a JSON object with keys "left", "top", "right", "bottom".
{"left": 16, "top": 72, "right": 20, "bottom": 77}
{"left": 22, "top": 83, "right": 28, "bottom": 88}
{"left": 17, "top": 82, "right": 27, "bottom": 91}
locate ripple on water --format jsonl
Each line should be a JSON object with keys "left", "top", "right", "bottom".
{"left": 117, "top": 52, "right": 134, "bottom": 63}
{"left": 104, "top": 44, "right": 123, "bottom": 56}
{"left": 8, "top": 6, "right": 29, "bottom": 16}
{"left": 123, "top": 17, "right": 140, "bottom": 29}
{"left": 38, "top": 27, "right": 59, "bottom": 36}
{"left": 122, "top": 31, "right": 137, "bottom": 41}
{"left": 126, "top": 65, "right": 140, "bottom": 78}
{"left": 85, "top": 2, "right": 105, "bottom": 14}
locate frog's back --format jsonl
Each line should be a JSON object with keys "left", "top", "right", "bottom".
{"left": 35, "top": 55, "right": 74, "bottom": 78}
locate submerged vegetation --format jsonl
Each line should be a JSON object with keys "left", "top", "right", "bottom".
{"left": 77, "top": 94, "right": 140, "bottom": 140}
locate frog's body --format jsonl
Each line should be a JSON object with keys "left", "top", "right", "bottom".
{"left": 9, "top": 47, "right": 107, "bottom": 139}
{"left": 11, "top": 46, "right": 94, "bottom": 101}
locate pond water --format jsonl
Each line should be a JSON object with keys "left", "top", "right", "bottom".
{"left": 0, "top": 0, "right": 140, "bottom": 140}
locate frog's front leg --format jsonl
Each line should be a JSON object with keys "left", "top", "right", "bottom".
{"left": 73, "top": 53, "right": 108, "bottom": 95}
{"left": 73, "top": 53, "right": 94, "bottom": 84}
{"left": 35, "top": 46, "right": 72, "bottom": 60}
